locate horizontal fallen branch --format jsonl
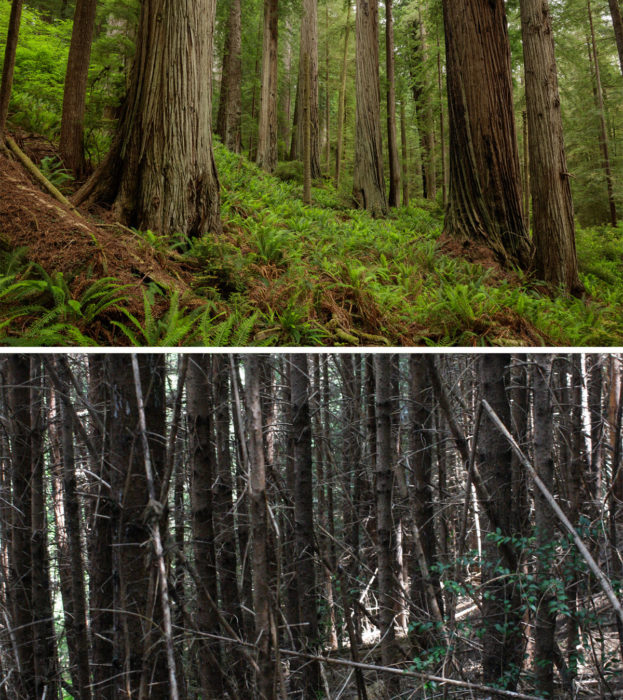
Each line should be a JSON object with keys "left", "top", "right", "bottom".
{"left": 195, "top": 630, "right": 544, "bottom": 700}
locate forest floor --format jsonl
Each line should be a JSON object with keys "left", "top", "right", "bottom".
{"left": 1, "top": 129, "right": 622, "bottom": 346}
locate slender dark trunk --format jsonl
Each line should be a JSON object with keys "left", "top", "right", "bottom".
{"left": 0, "top": 0, "right": 23, "bottom": 138}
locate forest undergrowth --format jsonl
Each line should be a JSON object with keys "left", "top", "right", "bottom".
{"left": 1, "top": 138, "right": 623, "bottom": 347}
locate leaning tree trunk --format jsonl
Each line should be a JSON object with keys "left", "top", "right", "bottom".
{"left": 608, "top": 0, "right": 623, "bottom": 76}
{"left": 73, "top": 0, "right": 221, "bottom": 237}
{"left": 216, "top": 0, "right": 242, "bottom": 152}
{"left": 442, "top": 0, "right": 532, "bottom": 268}
{"left": 59, "top": 0, "right": 98, "bottom": 176}
{"left": 352, "top": 0, "right": 387, "bottom": 216}
{"left": 256, "top": 0, "right": 279, "bottom": 172}
{"left": 0, "top": 0, "right": 24, "bottom": 138}
{"left": 520, "top": 0, "right": 582, "bottom": 295}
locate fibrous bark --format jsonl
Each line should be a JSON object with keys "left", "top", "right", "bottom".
{"left": 352, "top": 0, "right": 387, "bottom": 216}
{"left": 73, "top": 0, "right": 221, "bottom": 237}
{"left": 442, "top": 0, "right": 532, "bottom": 267}
{"left": 216, "top": 0, "right": 242, "bottom": 152}
{"left": 256, "top": 0, "right": 279, "bottom": 172}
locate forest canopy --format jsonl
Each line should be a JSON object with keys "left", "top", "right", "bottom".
{"left": 0, "top": 353, "right": 622, "bottom": 698}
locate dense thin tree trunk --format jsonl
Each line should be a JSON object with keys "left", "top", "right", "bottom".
{"left": 520, "top": 0, "right": 582, "bottom": 294}
{"left": 608, "top": 0, "right": 623, "bottom": 76}
{"left": 442, "top": 0, "right": 532, "bottom": 268}
{"left": 0, "top": 0, "right": 23, "bottom": 138}
{"left": 87, "top": 356, "right": 115, "bottom": 700}
{"left": 54, "top": 358, "right": 92, "bottom": 700}
{"left": 256, "top": 0, "right": 279, "bottom": 172}
{"left": 187, "top": 356, "right": 224, "bottom": 698}
{"left": 385, "top": 0, "right": 400, "bottom": 207}
{"left": 290, "top": 355, "right": 320, "bottom": 697}
{"left": 587, "top": 0, "right": 618, "bottom": 227}
{"left": 245, "top": 355, "right": 276, "bottom": 700}
{"left": 352, "top": 0, "right": 387, "bottom": 216}
{"left": 532, "top": 355, "right": 556, "bottom": 697}
{"left": 335, "top": 2, "right": 351, "bottom": 187}
{"left": 374, "top": 355, "right": 399, "bottom": 697}
{"left": 30, "top": 359, "right": 59, "bottom": 700}
{"left": 216, "top": 0, "right": 242, "bottom": 152}
{"left": 478, "top": 354, "right": 524, "bottom": 690}
{"left": 59, "top": 0, "right": 98, "bottom": 176}
{"left": 7, "top": 355, "right": 36, "bottom": 699}
{"left": 73, "top": 0, "right": 221, "bottom": 237}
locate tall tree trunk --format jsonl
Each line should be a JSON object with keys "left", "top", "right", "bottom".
{"left": 55, "top": 358, "right": 93, "bottom": 700}
{"left": 187, "top": 356, "right": 224, "bottom": 698}
{"left": 290, "top": 355, "right": 320, "bottom": 697}
{"left": 373, "top": 355, "right": 399, "bottom": 697}
{"left": 400, "top": 99, "right": 409, "bottom": 206}
{"left": 532, "top": 354, "right": 556, "bottom": 698}
{"left": 256, "top": 0, "right": 279, "bottom": 172}
{"left": 385, "top": 0, "right": 400, "bottom": 207}
{"left": 30, "top": 359, "right": 59, "bottom": 700}
{"left": 296, "top": 0, "right": 321, "bottom": 179}
{"left": 245, "top": 355, "right": 276, "bottom": 700}
{"left": 0, "top": 0, "right": 23, "bottom": 138}
{"left": 87, "top": 355, "right": 115, "bottom": 700}
{"left": 352, "top": 0, "right": 387, "bottom": 216}
{"left": 73, "top": 0, "right": 221, "bottom": 237}
{"left": 59, "top": 0, "right": 98, "bottom": 176}
{"left": 587, "top": 0, "right": 618, "bottom": 227}
{"left": 409, "top": 15, "right": 437, "bottom": 201}
{"left": 7, "top": 355, "right": 36, "bottom": 699}
{"left": 608, "top": 0, "right": 623, "bottom": 76}
{"left": 216, "top": 0, "right": 242, "bottom": 152}
{"left": 442, "top": 0, "right": 532, "bottom": 267}
{"left": 520, "top": 0, "right": 582, "bottom": 294}
{"left": 478, "top": 354, "right": 524, "bottom": 690}
{"left": 335, "top": 2, "right": 351, "bottom": 187}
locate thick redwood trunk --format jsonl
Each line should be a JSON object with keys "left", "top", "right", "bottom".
{"left": 60, "top": 0, "right": 98, "bottom": 176}
{"left": 385, "top": 0, "right": 400, "bottom": 207}
{"left": 0, "top": 0, "right": 23, "bottom": 137}
{"left": 442, "top": 0, "right": 532, "bottom": 267}
{"left": 608, "top": 0, "right": 623, "bottom": 76}
{"left": 216, "top": 0, "right": 242, "bottom": 152}
{"left": 256, "top": 0, "right": 279, "bottom": 172}
{"left": 296, "top": 0, "right": 321, "bottom": 179}
{"left": 520, "top": 0, "right": 582, "bottom": 294}
{"left": 352, "top": 0, "right": 387, "bottom": 216}
{"left": 73, "top": 0, "right": 221, "bottom": 237}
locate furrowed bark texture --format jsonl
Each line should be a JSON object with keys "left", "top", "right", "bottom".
{"left": 0, "top": 0, "right": 23, "bottom": 137}
{"left": 59, "top": 0, "right": 98, "bottom": 176}
{"left": 442, "top": 0, "right": 532, "bottom": 268}
{"left": 256, "top": 0, "right": 279, "bottom": 172}
{"left": 296, "top": 0, "right": 321, "bottom": 179}
{"left": 353, "top": 0, "right": 387, "bottom": 216}
{"left": 73, "top": 0, "right": 220, "bottom": 237}
{"left": 385, "top": 0, "right": 400, "bottom": 207}
{"left": 520, "top": 0, "right": 582, "bottom": 294}
{"left": 216, "top": 0, "right": 242, "bottom": 152}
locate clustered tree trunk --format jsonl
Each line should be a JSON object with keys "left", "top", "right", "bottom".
{"left": 0, "top": 352, "right": 622, "bottom": 699}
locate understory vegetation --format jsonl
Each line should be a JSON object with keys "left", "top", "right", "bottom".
{"left": 2, "top": 142, "right": 623, "bottom": 346}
